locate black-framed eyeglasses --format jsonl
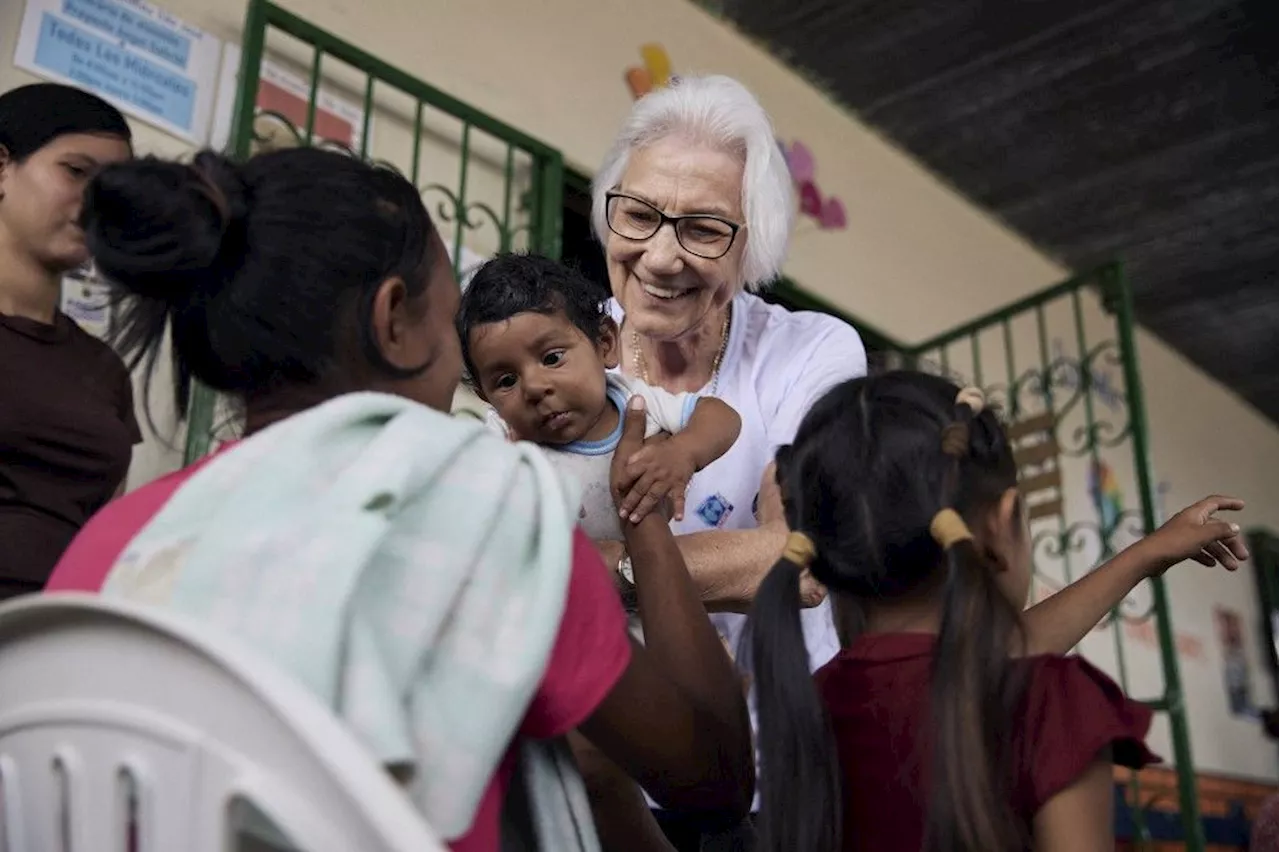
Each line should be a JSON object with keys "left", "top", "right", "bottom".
{"left": 604, "top": 192, "right": 743, "bottom": 260}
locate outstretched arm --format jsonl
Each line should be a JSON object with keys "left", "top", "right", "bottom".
{"left": 1022, "top": 495, "right": 1247, "bottom": 655}
{"left": 579, "top": 396, "right": 754, "bottom": 818}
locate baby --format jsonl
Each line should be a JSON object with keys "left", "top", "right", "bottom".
{"left": 457, "top": 253, "right": 741, "bottom": 555}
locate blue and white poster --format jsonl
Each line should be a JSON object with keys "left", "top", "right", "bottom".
{"left": 14, "top": 0, "right": 222, "bottom": 144}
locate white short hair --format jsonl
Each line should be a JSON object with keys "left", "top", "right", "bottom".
{"left": 592, "top": 75, "right": 795, "bottom": 291}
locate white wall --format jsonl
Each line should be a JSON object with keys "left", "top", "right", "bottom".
{"left": 3, "top": 0, "right": 1274, "bottom": 779}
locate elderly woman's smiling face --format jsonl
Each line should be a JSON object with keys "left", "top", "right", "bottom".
{"left": 605, "top": 136, "right": 745, "bottom": 342}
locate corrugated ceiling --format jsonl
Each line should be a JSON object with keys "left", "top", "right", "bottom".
{"left": 712, "top": 0, "right": 1277, "bottom": 419}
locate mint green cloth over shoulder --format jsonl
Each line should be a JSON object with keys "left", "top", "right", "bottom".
{"left": 103, "top": 392, "right": 599, "bottom": 849}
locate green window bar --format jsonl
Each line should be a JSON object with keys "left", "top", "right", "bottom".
{"left": 908, "top": 262, "right": 1204, "bottom": 849}
{"left": 182, "top": 0, "right": 565, "bottom": 464}
{"left": 1034, "top": 299, "right": 1069, "bottom": 601}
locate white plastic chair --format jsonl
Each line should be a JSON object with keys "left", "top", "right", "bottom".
{"left": 0, "top": 593, "right": 444, "bottom": 852}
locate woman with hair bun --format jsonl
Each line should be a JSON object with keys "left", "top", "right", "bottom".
{"left": 46, "top": 146, "right": 754, "bottom": 851}
{"left": 0, "top": 83, "right": 135, "bottom": 598}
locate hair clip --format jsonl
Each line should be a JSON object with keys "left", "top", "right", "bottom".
{"left": 930, "top": 508, "right": 973, "bottom": 551}
{"left": 955, "top": 387, "right": 985, "bottom": 413}
{"left": 782, "top": 531, "right": 816, "bottom": 568}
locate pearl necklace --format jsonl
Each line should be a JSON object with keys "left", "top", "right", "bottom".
{"left": 631, "top": 303, "right": 732, "bottom": 397}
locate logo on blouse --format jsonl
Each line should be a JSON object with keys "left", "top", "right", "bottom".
{"left": 696, "top": 493, "right": 734, "bottom": 528}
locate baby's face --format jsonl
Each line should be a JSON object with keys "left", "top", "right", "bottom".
{"left": 468, "top": 310, "right": 620, "bottom": 446}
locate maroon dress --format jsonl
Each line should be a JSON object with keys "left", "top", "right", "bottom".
{"left": 816, "top": 632, "right": 1158, "bottom": 851}
{"left": 0, "top": 311, "right": 139, "bottom": 597}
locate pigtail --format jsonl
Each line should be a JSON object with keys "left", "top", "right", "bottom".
{"left": 924, "top": 393, "right": 1030, "bottom": 852}
{"left": 752, "top": 375, "right": 1029, "bottom": 852}
{"left": 750, "top": 531, "right": 843, "bottom": 852}
{"left": 925, "top": 537, "right": 1026, "bottom": 852}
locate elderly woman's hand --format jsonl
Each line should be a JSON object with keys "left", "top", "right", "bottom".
{"left": 755, "top": 462, "right": 785, "bottom": 526}
{"left": 756, "top": 463, "right": 827, "bottom": 609}
{"left": 797, "top": 569, "right": 828, "bottom": 608}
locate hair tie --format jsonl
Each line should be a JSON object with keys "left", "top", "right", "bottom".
{"left": 955, "top": 386, "right": 985, "bottom": 413}
{"left": 782, "top": 531, "right": 816, "bottom": 568}
{"left": 930, "top": 509, "right": 973, "bottom": 551}
{"left": 940, "top": 423, "right": 969, "bottom": 456}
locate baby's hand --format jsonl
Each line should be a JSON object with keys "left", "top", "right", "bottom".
{"left": 1137, "top": 494, "right": 1248, "bottom": 575}
{"left": 617, "top": 436, "right": 699, "bottom": 524}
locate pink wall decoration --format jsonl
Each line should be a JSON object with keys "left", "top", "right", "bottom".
{"left": 779, "top": 139, "right": 847, "bottom": 230}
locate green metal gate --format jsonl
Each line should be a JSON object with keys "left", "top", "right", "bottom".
{"left": 904, "top": 262, "right": 1204, "bottom": 849}
{"left": 183, "top": 0, "right": 564, "bottom": 462}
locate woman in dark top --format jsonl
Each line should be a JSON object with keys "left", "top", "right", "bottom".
{"left": 0, "top": 83, "right": 138, "bottom": 598}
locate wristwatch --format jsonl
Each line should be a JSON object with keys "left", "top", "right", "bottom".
{"left": 616, "top": 551, "right": 638, "bottom": 613}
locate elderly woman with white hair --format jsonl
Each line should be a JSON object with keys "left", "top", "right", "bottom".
{"left": 594, "top": 74, "right": 857, "bottom": 667}
{"left": 581, "top": 72, "right": 1207, "bottom": 852}
{"left": 579, "top": 74, "right": 864, "bottom": 850}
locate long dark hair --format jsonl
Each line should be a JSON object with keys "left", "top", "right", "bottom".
{"left": 80, "top": 147, "right": 439, "bottom": 418}
{"left": 749, "top": 371, "right": 1027, "bottom": 852}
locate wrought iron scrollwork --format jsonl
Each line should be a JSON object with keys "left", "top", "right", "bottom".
{"left": 1014, "top": 358, "right": 1083, "bottom": 430}
{"left": 248, "top": 110, "right": 373, "bottom": 165}
{"left": 311, "top": 137, "right": 358, "bottom": 158}
{"left": 421, "top": 184, "right": 519, "bottom": 258}
{"left": 972, "top": 340, "right": 1134, "bottom": 459}
{"left": 977, "top": 381, "right": 1012, "bottom": 418}
{"left": 245, "top": 109, "right": 530, "bottom": 268}
{"left": 463, "top": 200, "right": 515, "bottom": 254}
{"left": 249, "top": 109, "right": 306, "bottom": 152}
{"left": 1031, "top": 509, "right": 1155, "bottom": 625}
{"left": 910, "top": 354, "right": 968, "bottom": 388}
{"left": 1059, "top": 340, "right": 1132, "bottom": 456}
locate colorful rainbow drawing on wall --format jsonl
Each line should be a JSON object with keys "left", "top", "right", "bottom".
{"left": 1088, "top": 458, "right": 1124, "bottom": 534}
{"left": 625, "top": 47, "right": 846, "bottom": 230}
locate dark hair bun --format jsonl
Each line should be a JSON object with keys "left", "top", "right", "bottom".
{"left": 83, "top": 150, "right": 248, "bottom": 304}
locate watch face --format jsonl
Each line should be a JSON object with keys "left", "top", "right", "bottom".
{"left": 620, "top": 557, "right": 635, "bottom": 584}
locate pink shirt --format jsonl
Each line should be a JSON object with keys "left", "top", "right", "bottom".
{"left": 48, "top": 451, "right": 632, "bottom": 852}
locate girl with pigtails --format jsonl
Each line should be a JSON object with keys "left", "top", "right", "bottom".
{"left": 749, "top": 371, "right": 1248, "bottom": 852}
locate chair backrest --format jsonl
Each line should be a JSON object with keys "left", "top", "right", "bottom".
{"left": 0, "top": 593, "right": 444, "bottom": 852}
